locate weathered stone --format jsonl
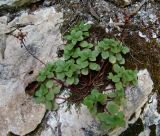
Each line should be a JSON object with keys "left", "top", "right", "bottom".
{"left": 0, "top": 0, "right": 41, "bottom": 8}
{"left": 106, "top": 0, "right": 137, "bottom": 7}
{"left": 0, "top": 0, "right": 42, "bottom": 16}
{"left": 0, "top": 7, "right": 63, "bottom": 136}
{"left": 140, "top": 93, "right": 160, "bottom": 136}
{"left": 40, "top": 69, "right": 153, "bottom": 136}
{"left": 109, "top": 69, "right": 153, "bottom": 136}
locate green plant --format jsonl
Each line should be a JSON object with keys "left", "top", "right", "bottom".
{"left": 98, "top": 38, "right": 129, "bottom": 64}
{"left": 55, "top": 59, "right": 79, "bottom": 85}
{"left": 83, "top": 89, "right": 125, "bottom": 132}
{"left": 35, "top": 81, "right": 60, "bottom": 110}
{"left": 35, "top": 22, "right": 138, "bottom": 133}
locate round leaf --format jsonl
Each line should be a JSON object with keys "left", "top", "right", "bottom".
{"left": 109, "top": 55, "right": 116, "bottom": 64}
{"left": 89, "top": 63, "right": 100, "bottom": 71}
{"left": 46, "top": 80, "right": 54, "bottom": 88}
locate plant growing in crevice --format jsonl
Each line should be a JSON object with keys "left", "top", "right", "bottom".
{"left": 34, "top": 22, "right": 138, "bottom": 134}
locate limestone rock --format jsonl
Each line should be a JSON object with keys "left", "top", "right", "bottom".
{"left": 140, "top": 93, "right": 160, "bottom": 136}
{"left": 0, "top": 7, "right": 63, "bottom": 136}
{"left": 109, "top": 69, "right": 153, "bottom": 136}
{"left": 0, "top": 0, "right": 41, "bottom": 8}
{"left": 40, "top": 69, "right": 153, "bottom": 136}
{"left": 107, "top": 0, "right": 137, "bottom": 7}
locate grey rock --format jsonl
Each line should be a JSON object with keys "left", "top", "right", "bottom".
{"left": 0, "top": 0, "right": 41, "bottom": 8}
{"left": 0, "top": 7, "right": 63, "bottom": 136}
{"left": 140, "top": 93, "right": 160, "bottom": 136}
{"left": 105, "top": 0, "right": 138, "bottom": 7}
{"left": 0, "top": 0, "right": 41, "bottom": 16}
{"left": 40, "top": 69, "right": 153, "bottom": 136}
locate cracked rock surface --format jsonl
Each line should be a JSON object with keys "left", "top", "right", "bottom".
{"left": 0, "top": 7, "right": 63, "bottom": 136}
{"left": 39, "top": 69, "right": 153, "bottom": 136}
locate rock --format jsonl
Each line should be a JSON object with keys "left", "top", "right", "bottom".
{"left": 106, "top": 0, "right": 138, "bottom": 7}
{"left": 0, "top": 0, "right": 41, "bottom": 8}
{"left": 109, "top": 69, "right": 153, "bottom": 136}
{"left": 43, "top": 0, "right": 56, "bottom": 7}
{"left": 140, "top": 93, "right": 160, "bottom": 136}
{"left": 40, "top": 105, "right": 101, "bottom": 136}
{"left": 0, "top": 0, "right": 41, "bottom": 16}
{"left": 0, "top": 7, "right": 63, "bottom": 136}
{"left": 40, "top": 69, "right": 153, "bottom": 136}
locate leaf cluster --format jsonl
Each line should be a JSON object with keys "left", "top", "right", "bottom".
{"left": 35, "top": 80, "right": 60, "bottom": 110}
{"left": 98, "top": 38, "right": 129, "bottom": 64}
{"left": 108, "top": 64, "right": 138, "bottom": 90}
{"left": 83, "top": 89, "right": 125, "bottom": 132}
{"left": 55, "top": 59, "right": 79, "bottom": 85}
{"left": 35, "top": 22, "right": 138, "bottom": 132}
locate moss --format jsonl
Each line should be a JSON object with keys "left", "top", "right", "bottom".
{"left": 123, "top": 34, "right": 160, "bottom": 112}
{"left": 13, "top": 0, "right": 39, "bottom": 8}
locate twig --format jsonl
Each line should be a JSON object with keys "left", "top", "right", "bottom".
{"left": 21, "top": 41, "right": 46, "bottom": 66}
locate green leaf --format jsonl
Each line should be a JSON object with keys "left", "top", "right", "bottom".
{"left": 72, "top": 48, "right": 80, "bottom": 58}
{"left": 45, "top": 101, "right": 53, "bottom": 110}
{"left": 65, "top": 70, "right": 73, "bottom": 77}
{"left": 66, "top": 77, "right": 74, "bottom": 85}
{"left": 108, "top": 73, "right": 113, "bottom": 79}
{"left": 52, "top": 102, "right": 59, "bottom": 111}
{"left": 83, "top": 32, "right": 89, "bottom": 37}
{"left": 80, "top": 41, "right": 88, "bottom": 48}
{"left": 37, "top": 75, "right": 46, "bottom": 82}
{"left": 65, "top": 44, "right": 74, "bottom": 50}
{"left": 111, "top": 46, "right": 121, "bottom": 53}
{"left": 115, "top": 82, "right": 123, "bottom": 90}
{"left": 89, "top": 50, "right": 99, "bottom": 61}
{"left": 56, "top": 73, "right": 65, "bottom": 80}
{"left": 53, "top": 86, "right": 61, "bottom": 94}
{"left": 89, "top": 63, "right": 100, "bottom": 71}
{"left": 107, "top": 92, "right": 116, "bottom": 98}
{"left": 122, "top": 47, "right": 130, "bottom": 54}
{"left": 81, "top": 68, "right": 89, "bottom": 75}
{"left": 80, "top": 61, "right": 89, "bottom": 69}
{"left": 74, "top": 31, "right": 83, "bottom": 39}
{"left": 81, "top": 24, "right": 91, "bottom": 31}
{"left": 107, "top": 102, "right": 119, "bottom": 114}
{"left": 113, "top": 64, "right": 121, "bottom": 73}
{"left": 45, "top": 90, "right": 55, "bottom": 100}
{"left": 74, "top": 77, "right": 79, "bottom": 85}
{"left": 47, "top": 72, "right": 54, "bottom": 78}
{"left": 112, "top": 75, "right": 120, "bottom": 83}
{"left": 97, "top": 94, "right": 107, "bottom": 104}
{"left": 101, "top": 51, "right": 109, "bottom": 59}
{"left": 116, "top": 53, "right": 123, "bottom": 61}
{"left": 35, "top": 96, "right": 45, "bottom": 103}
{"left": 35, "top": 84, "right": 48, "bottom": 97}
{"left": 64, "top": 35, "right": 72, "bottom": 40}
{"left": 83, "top": 99, "right": 94, "bottom": 109}
{"left": 35, "top": 89, "right": 43, "bottom": 97}
{"left": 46, "top": 80, "right": 54, "bottom": 88}
{"left": 118, "top": 58, "right": 125, "bottom": 64}
{"left": 109, "top": 55, "right": 116, "bottom": 64}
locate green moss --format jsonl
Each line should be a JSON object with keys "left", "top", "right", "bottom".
{"left": 13, "top": 0, "right": 37, "bottom": 7}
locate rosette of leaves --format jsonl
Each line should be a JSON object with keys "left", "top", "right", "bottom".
{"left": 98, "top": 38, "right": 130, "bottom": 64}
{"left": 35, "top": 81, "right": 61, "bottom": 110}
{"left": 37, "top": 63, "right": 55, "bottom": 82}
{"left": 64, "top": 23, "right": 91, "bottom": 60}
{"left": 76, "top": 43, "right": 100, "bottom": 75}
{"left": 64, "top": 22, "right": 91, "bottom": 43}
{"left": 55, "top": 59, "right": 79, "bottom": 85}
{"left": 83, "top": 89, "right": 107, "bottom": 115}
{"left": 83, "top": 89, "right": 125, "bottom": 132}
{"left": 97, "top": 102, "right": 125, "bottom": 132}
{"left": 108, "top": 64, "right": 138, "bottom": 90}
